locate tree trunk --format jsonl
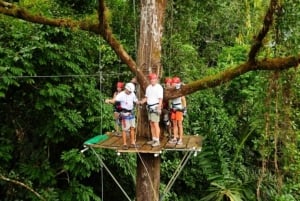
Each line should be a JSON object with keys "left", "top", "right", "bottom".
{"left": 136, "top": 1, "right": 167, "bottom": 201}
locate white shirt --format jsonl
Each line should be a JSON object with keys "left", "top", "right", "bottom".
{"left": 115, "top": 91, "right": 137, "bottom": 110}
{"left": 145, "top": 83, "right": 163, "bottom": 106}
{"left": 171, "top": 97, "right": 183, "bottom": 109}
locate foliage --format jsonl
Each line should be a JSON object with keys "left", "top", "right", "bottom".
{"left": 1, "top": 0, "right": 300, "bottom": 201}
{"left": 0, "top": 11, "right": 124, "bottom": 200}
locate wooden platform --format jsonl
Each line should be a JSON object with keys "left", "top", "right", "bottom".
{"left": 87, "top": 132, "right": 202, "bottom": 154}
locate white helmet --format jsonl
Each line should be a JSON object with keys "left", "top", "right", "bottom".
{"left": 125, "top": 83, "right": 135, "bottom": 92}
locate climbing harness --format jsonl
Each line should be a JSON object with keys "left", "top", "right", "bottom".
{"left": 147, "top": 103, "right": 159, "bottom": 113}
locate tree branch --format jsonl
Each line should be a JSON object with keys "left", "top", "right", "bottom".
{"left": 248, "top": 0, "right": 278, "bottom": 62}
{"left": 0, "top": 0, "right": 147, "bottom": 87}
{"left": 0, "top": 0, "right": 298, "bottom": 98}
{"left": 0, "top": 1, "right": 99, "bottom": 32}
{"left": 166, "top": 55, "right": 299, "bottom": 99}
{"left": 0, "top": 174, "right": 46, "bottom": 201}
{"left": 97, "top": 0, "right": 148, "bottom": 89}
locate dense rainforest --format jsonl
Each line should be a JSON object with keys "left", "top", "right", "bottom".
{"left": 0, "top": 0, "right": 300, "bottom": 200}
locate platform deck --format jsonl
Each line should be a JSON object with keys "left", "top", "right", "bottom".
{"left": 88, "top": 132, "right": 203, "bottom": 154}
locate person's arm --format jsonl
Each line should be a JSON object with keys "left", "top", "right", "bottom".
{"left": 138, "top": 97, "right": 147, "bottom": 105}
{"left": 181, "top": 96, "right": 187, "bottom": 115}
{"left": 105, "top": 97, "right": 116, "bottom": 104}
{"left": 105, "top": 92, "right": 118, "bottom": 104}
{"left": 158, "top": 98, "right": 163, "bottom": 110}
{"left": 181, "top": 96, "right": 186, "bottom": 108}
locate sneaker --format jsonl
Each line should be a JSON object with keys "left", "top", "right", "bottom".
{"left": 152, "top": 141, "right": 160, "bottom": 147}
{"left": 177, "top": 139, "right": 183, "bottom": 145}
{"left": 147, "top": 140, "right": 155, "bottom": 145}
{"left": 168, "top": 138, "right": 177, "bottom": 144}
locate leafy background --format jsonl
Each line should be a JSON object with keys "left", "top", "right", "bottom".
{"left": 0, "top": 0, "right": 300, "bottom": 200}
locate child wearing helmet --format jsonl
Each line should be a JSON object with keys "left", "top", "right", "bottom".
{"left": 110, "top": 82, "right": 124, "bottom": 135}
{"left": 106, "top": 82, "right": 140, "bottom": 150}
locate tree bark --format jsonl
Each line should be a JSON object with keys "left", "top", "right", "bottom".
{"left": 136, "top": 1, "right": 167, "bottom": 201}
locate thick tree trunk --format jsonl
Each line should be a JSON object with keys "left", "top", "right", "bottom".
{"left": 136, "top": 1, "right": 167, "bottom": 201}
{"left": 136, "top": 154, "right": 161, "bottom": 201}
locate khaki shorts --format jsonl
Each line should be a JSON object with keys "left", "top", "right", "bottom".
{"left": 121, "top": 118, "right": 136, "bottom": 131}
{"left": 148, "top": 112, "right": 160, "bottom": 123}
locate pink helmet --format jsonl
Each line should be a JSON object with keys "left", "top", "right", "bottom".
{"left": 116, "top": 82, "right": 124, "bottom": 88}
{"left": 172, "top": 76, "right": 181, "bottom": 84}
{"left": 164, "top": 77, "right": 172, "bottom": 84}
{"left": 148, "top": 73, "right": 158, "bottom": 80}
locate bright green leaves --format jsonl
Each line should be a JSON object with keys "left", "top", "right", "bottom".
{"left": 39, "top": 83, "right": 73, "bottom": 107}
{"left": 61, "top": 149, "right": 101, "bottom": 178}
{"left": 56, "top": 109, "right": 84, "bottom": 132}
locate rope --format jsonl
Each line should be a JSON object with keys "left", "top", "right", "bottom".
{"left": 89, "top": 147, "right": 132, "bottom": 201}
{"left": 160, "top": 150, "right": 194, "bottom": 201}
{"left": 0, "top": 72, "right": 125, "bottom": 79}
{"left": 135, "top": 151, "right": 159, "bottom": 201}
{"left": 98, "top": 37, "right": 104, "bottom": 201}
{"left": 133, "top": 0, "right": 137, "bottom": 52}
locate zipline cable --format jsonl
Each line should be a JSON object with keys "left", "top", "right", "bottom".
{"left": 160, "top": 150, "right": 194, "bottom": 201}
{"left": 98, "top": 37, "right": 105, "bottom": 201}
{"left": 0, "top": 72, "right": 122, "bottom": 79}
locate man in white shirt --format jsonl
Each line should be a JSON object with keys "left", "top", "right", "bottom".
{"left": 139, "top": 73, "right": 164, "bottom": 147}
{"left": 106, "top": 83, "right": 140, "bottom": 150}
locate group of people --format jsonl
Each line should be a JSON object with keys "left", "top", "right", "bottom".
{"left": 105, "top": 73, "right": 186, "bottom": 150}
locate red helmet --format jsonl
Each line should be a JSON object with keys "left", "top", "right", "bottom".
{"left": 172, "top": 76, "right": 181, "bottom": 84}
{"left": 148, "top": 73, "right": 158, "bottom": 80}
{"left": 116, "top": 82, "right": 124, "bottom": 88}
{"left": 164, "top": 77, "right": 172, "bottom": 84}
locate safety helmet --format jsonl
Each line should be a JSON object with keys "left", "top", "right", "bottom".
{"left": 125, "top": 83, "right": 135, "bottom": 92}
{"left": 164, "top": 77, "right": 172, "bottom": 84}
{"left": 172, "top": 76, "right": 181, "bottom": 84}
{"left": 148, "top": 73, "right": 158, "bottom": 80}
{"left": 116, "top": 82, "right": 124, "bottom": 88}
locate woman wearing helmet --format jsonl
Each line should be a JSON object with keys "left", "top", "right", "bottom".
{"left": 168, "top": 76, "right": 186, "bottom": 145}
{"left": 106, "top": 82, "right": 140, "bottom": 149}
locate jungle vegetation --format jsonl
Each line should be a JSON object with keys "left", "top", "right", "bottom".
{"left": 0, "top": 0, "right": 299, "bottom": 200}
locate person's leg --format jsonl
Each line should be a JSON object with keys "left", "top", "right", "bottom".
{"left": 130, "top": 127, "right": 135, "bottom": 145}
{"left": 147, "top": 121, "right": 156, "bottom": 144}
{"left": 153, "top": 122, "right": 160, "bottom": 139}
{"left": 177, "top": 120, "right": 183, "bottom": 143}
{"left": 121, "top": 119, "right": 129, "bottom": 149}
{"left": 114, "top": 112, "right": 120, "bottom": 132}
{"left": 150, "top": 122, "right": 156, "bottom": 139}
{"left": 151, "top": 121, "right": 161, "bottom": 147}
{"left": 172, "top": 120, "right": 178, "bottom": 139}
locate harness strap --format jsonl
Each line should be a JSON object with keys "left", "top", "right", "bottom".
{"left": 121, "top": 109, "right": 132, "bottom": 113}
{"left": 147, "top": 103, "right": 159, "bottom": 108}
